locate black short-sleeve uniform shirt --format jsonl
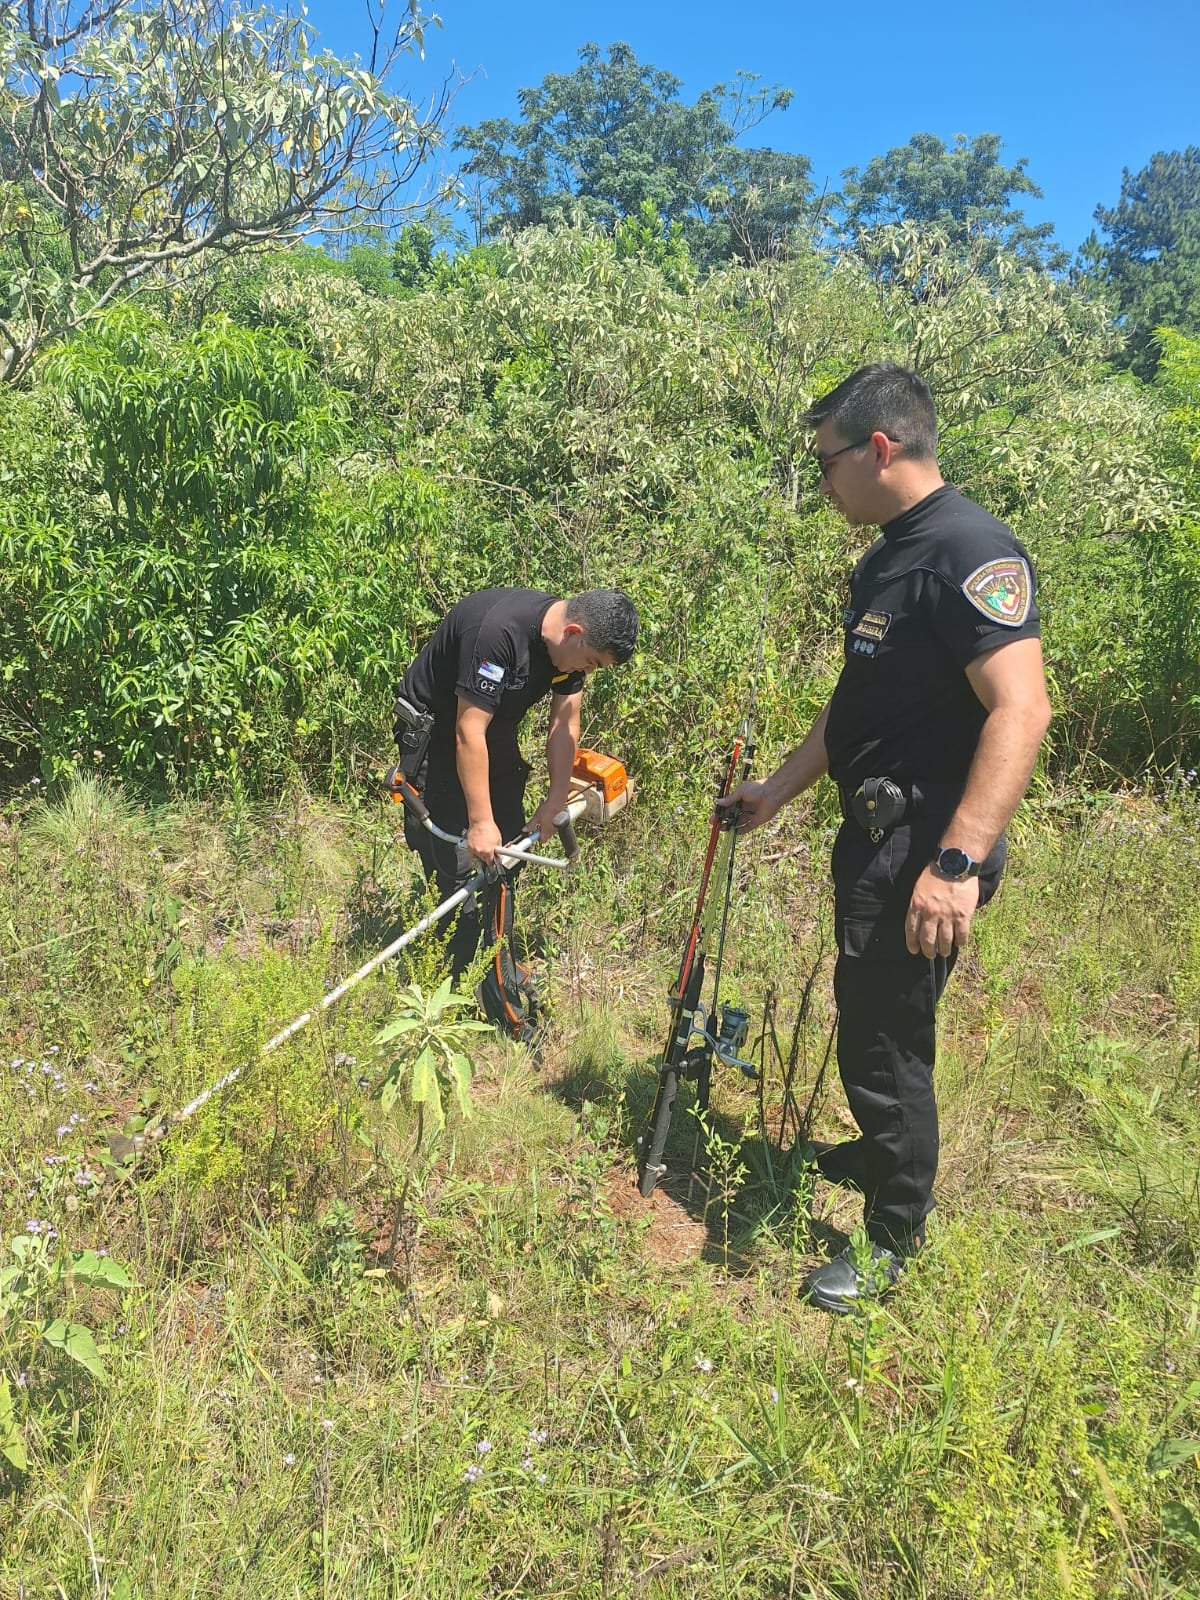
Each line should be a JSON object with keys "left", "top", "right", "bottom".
{"left": 824, "top": 485, "right": 1041, "bottom": 789}
{"left": 400, "top": 587, "right": 584, "bottom": 765}
{"left": 825, "top": 486, "right": 1041, "bottom": 959}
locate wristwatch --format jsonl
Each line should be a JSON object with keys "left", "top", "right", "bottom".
{"left": 932, "top": 845, "right": 980, "bottom": 881}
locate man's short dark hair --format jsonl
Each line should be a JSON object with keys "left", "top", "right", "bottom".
{"left": 565, "top": 589, "right": 639, "bottom": 663}
{"left": 804, "top": 363, "right": 938, "bottom": 461}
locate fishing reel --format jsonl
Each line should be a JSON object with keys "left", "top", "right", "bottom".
{"left": 683, "top": 1001, "right": 758, "bottom": 1081}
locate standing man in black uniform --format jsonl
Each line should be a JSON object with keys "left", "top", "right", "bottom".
{"left": 395, "top": 587, "right": 638, "bottom": 979}
{"left": 724, "top": 364, "right": 1051, "bottom": 1313}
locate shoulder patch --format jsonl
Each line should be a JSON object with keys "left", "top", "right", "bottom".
{"left": 961, "top": 558, "right": 1033, "bottom": 627}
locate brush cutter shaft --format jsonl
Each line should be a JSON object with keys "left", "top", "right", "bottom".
{"left": 163, "top": 798, "right": 589, "bottom": 1139}
{"left": 412, "top": 795, "right": 579, "bottom": 870}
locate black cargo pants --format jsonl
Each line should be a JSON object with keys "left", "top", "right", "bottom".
{"left": 816, "top": 792, "right": 1005, "bottom": 1256}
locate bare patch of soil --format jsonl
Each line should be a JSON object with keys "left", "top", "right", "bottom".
{"left": 603, "top": 1166, "right": 709, "bottom": 1268}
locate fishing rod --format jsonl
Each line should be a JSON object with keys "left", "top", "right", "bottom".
{"left": 636, "top": 593, "right": 769, "bottom": 1198}
{"left": 635, "top": 732, "right": 758, "bottom": 1197}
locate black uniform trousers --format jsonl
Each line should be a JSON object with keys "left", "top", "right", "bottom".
{"left": 816, "top": 797, "right": 1005, "bottom": 1257}
{"left": 403, "top": 733, "right": 531, "bottom": 979}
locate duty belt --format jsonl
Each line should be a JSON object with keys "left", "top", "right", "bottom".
{"left": 839, "top": 777, "right": 926, "bottom": 843}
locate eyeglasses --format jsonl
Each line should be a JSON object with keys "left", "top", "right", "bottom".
{"left": 812, "top": 436, "right": 900, "bottom": 480}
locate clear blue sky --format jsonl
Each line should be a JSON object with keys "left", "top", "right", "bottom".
{"left": 301, "top": 0, "right": 1199, "bottom": 253}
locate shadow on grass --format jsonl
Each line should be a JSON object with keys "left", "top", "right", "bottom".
{"left": 545, "top": 1042, "right": 848, "bottom": 1274}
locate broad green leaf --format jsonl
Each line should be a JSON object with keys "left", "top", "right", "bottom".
{"left": 70, "top": 1251, "right": 134, "bottom": 1290}
{"left": 447, "top": 1053, "right": 474, "bottom": 1120}
{"left": 375, "top": 1016, "right": 423, "bottom": 1044}
{"left": 409, "top": 1047, "right": 444, "bottom": 1131}
{"left": 0, "top": 1375, "right": 28, "bottom": 1472}
{"left": 428, "top": 975, "right": 454, "bottom": 1015}
{"left": 40, "top": 1319, "right": 108, "bottom": 1383}
{"left": 1148, "top": 1437, "right": 1200, "bottom": 1475}
{"left": 1056, "top": 1227, "right": 1122, "bottom": 1254}
{"left": 1162, "top": 1501, "right": 1200, "bottom": 1550}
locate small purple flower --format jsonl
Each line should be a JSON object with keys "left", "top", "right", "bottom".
{"left": 15, "top": 1372, "right": 28, "bottom": 1389}
{"left": 769, "top": 1387, "right": 780, "bottom": 1404}
{"left": 463, "top": 1464, "right": 481, "bottom": 1484}
{"left": 55, "top": 1125, "right": 69, "bottom": 1139}
{"left": 475, "top": 1438, "right": 492, "bottom": 1456}
{"left": 693, "top": 1356, "right": 713, "bottom": 1374}
{"left": 527, "top": 1427, "right": 548, "bottom": 1445}
{"left": 521, "top": 1454, "right": 534, "bottom": 1471}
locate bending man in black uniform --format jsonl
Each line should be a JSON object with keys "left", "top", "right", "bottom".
{"left": 723, "top": 364, "right": 1051, "bottom": 1313}
{"left": 395, "top": 586, "right": 638, "bottom": 983}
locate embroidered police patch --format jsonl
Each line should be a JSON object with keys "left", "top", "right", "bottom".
{"left": 961, "top": 558, "right": 1033, "bottom": 627}
{"left": 852, "top": 609, "right": 892, "bottom": 642}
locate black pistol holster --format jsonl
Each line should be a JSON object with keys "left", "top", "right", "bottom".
{"left": 393, "top": 692, "right": 435, "bottom": 782}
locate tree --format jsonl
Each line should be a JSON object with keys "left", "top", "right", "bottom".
{"left": 1084, "top": 148, "right": 1200, "bottom": 377}
{"left": 839, "top": 132, "right": 1062, "bottom": 268}
{"left": 0, "top": 0, "right": 450, "bottom": 381}
{"left": 454, "top": 41, "right": 813, "bottom": 265}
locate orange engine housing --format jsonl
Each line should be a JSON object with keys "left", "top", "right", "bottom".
{"left": 572, "top": 748, "right": 627, "bottom": 804}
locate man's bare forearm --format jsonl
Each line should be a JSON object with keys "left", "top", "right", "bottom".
{"left": 940, "top": 702, "right": 1050, "bottom": 859}
{"left": 544, "top": 704, "right": 580, "bottom": 810}
{"left": 764, "top": 702, "right": 831, "bottom": 808}
{"left": 455, "top": 727, "right": 493, "bottom": 827}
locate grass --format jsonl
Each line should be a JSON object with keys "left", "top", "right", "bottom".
{"left": 0, "top": 772, "right": 1198, "bottom": 1598}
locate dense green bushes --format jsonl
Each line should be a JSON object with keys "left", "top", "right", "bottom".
{"left": 1, "top": 227, "right": 1197, "bottom": 797}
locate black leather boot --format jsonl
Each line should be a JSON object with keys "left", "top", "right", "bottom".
{"left": 805, "top": 1242, "right": 903, "bottom": 1315}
